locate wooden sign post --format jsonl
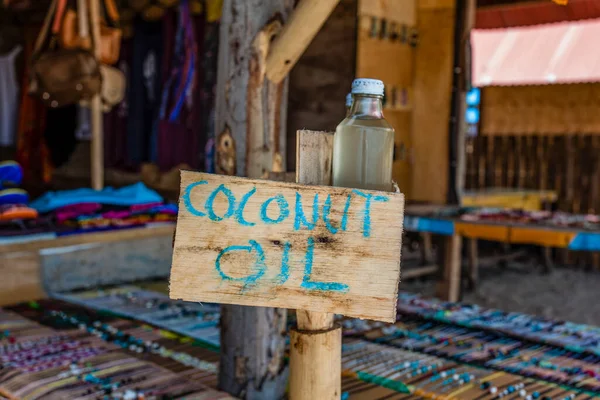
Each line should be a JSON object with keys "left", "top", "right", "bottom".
{"left": 170, "top": 130, "right": 404, "bottom": 399}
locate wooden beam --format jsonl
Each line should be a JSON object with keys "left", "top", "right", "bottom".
{"left": 265, "top": 0, "right": 340, "bottom": 84}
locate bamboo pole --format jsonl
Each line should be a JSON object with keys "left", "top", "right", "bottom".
{"left": 89, "top": 0, "right": 103, "bottom": 190}
{"left": 265, "top": 0, "right": 339, "bottom": 84}
{"left": 290, "top": 130, "right": 342, "bottom": 400}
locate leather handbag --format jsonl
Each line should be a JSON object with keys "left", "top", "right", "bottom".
{"left": 29, "top": 0, "right": 102, "bottom": 108}
{"left": 59, "top": 0, "right": 122, "bottom": 65}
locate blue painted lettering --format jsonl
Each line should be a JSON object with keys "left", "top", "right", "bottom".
{"left": 275, "top": 242, "right": 291, "bottom": 283}
{"left": 300, "top": 237, "right": 349, "bottom": 292}
{"left": 215, "top": 240, "right": 266, "bottom": 287}
{"left": 294, "top": 192, "right": 319, "bottom": 231}
{"left": 352, "top": 190, "right": 389, "bottom": 238}
{"left": 235, "top": 187, "right": 256, "bottom": 226}
{"left": 182, "top": 181, "right": 208, "bottom": 217}
{"left": 322, "top": 194, "right": 339, "bottom": 234}
{"left": 340, "top": 194, "right": 352, "bottom": 231}
{"left": 205, "top": 184, "right": 236, "bottom": 221}
{"left": 260, "top": 194, "right": 290, "bottom": 224}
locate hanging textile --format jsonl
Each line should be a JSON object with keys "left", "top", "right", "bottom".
{"left": 125, "top": 15, "right": 163, "bottom": 166}
{"left": 44, "top": 105, "right": 77, "bottom": 168}
{"left": 0, "top": 46, "right": 22, "bottom": 147}
{"left": 200, "top": 0, "right": 222, "bottom": 173}
{"left": 104, "top": 38, "right": 133, "bottom": 169}
{"left": 156, "top": 0, "right": 199, "bottom": 171}
{"left": 16, "top": 26, "right": 52, "bottom": 184}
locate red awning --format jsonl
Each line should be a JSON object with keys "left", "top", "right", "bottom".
{"left": 476, "top": 0, "right": 600, "bottom": 29}
{"left": 472, "top": 19, "right": 600, "bottom": 86}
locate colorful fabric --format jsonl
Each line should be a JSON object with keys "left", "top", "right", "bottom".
{"left": 0, "top": 204, "right": 37, "bottom": 221}
{"left": 0, "top": 160, "right": 23, "bottom": 189}
{"left": 0, "top": 188, "right": 28, "bottom": 205}
{"left": 0, "top": 46, "right": 21, "bottom": 147}
{"left": 15, "top": 25, "right": 52, "bottom": 184}
{"left": 29, "top": 183, "right": 163, "bottom": 213}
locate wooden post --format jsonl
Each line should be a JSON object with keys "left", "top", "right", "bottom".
{"left": 290, "top": 130, "right": 341, "bottom": 400}
{"left": 467, "top": 237, "right": 478, "bottom": 290}
{"left": 215, "top": 0, "right": 293, "bottom": 398}
{"left": 265, "top": 0, "right": 340, "bottom": 84}
{"left": 448, "top": 0, "right": 475, "bottom": 204}
{"left": 89, "top": 0, "right": 103, "bottom": 190}
{"left": 435, "top": 234, "right": 462, "bottom": 302}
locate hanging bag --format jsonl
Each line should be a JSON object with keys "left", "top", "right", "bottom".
{"left": 71, "top": 0, "right": 125, "bottom": 112}
{"left": 29, "top": 0, "right": 102, "bottom": 108}
{"left": 59, "top": 0, "right": 122, "bottom": 65}
{"left": 98, "top": 63, "right": 125, "bottom": 111}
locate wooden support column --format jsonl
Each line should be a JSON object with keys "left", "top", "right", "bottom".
{"left": 448, "top": 0, "right": 475, "bottom": 204}
{"left": 435, "top": 234, "right": 462, "bottom": 302}
{"left": 215, "top": 1, "right": 293, "bottom": 398}
{"left": 89, "top": 0, "right": 103, "bottom": 190}
{"left": 290, "top": 130, "right": 341, "bottom": 400}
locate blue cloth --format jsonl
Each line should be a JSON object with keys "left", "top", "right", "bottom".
{"left": 0, "top": 161, "right": 23, "bottom": 189}
{"left": 0, "top": 188, "right": 28, "bottom": 205}
{"left": 30, "top": 183, "right": 163, "bottom": 213}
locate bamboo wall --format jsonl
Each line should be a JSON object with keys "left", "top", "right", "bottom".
{"left": 466, "top": 84, "right": 600, "bottom": 214}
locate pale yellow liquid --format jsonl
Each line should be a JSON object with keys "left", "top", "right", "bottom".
{"left": 332, "top": 117, "right": 394, "bottom": 191}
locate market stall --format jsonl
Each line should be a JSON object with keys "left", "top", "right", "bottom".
{"left": 1, "top": 283, "right": 598, "bottom": 399}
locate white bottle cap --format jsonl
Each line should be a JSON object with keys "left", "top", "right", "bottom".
{"left": 345, "top": 93, "right": 352, "bottom": 107}
{"left": 351, "top": 78, "right": 384, "bottom": 96}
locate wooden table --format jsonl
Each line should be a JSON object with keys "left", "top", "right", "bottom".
{"left": 403, "top": 205, "right": 600, "bottom": 301}
{"left": 0, "top": 225, "right": 175, "bottom": 306}
{"left": 462, "top": 188, "right": 557, "bottom": 211}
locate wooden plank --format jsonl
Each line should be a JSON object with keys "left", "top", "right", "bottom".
{"left": 410, "top": 1, "right": 456, "bottom": 203}
{"left": 0, "top": 252, "right": 44, "bottom": 306}
{"left": 454, "top": 222, "right": 509, "bottom": 242}
{"left": 461, "top": 190, "right": 557, "bottom": 211}
{"left": 509, "top": 227, "right": 576, "bottom": 248}
{"left": 40, "top": 235, "right": 173, "bottom": 293}
{"left": 358, "top": 0, "right": 415, "bottom": 25}
{"left": 402, "top": 265, "right": 437, "bottom": 279}
{"left": 0, "top": 225, "right": 175, "bottom": 255}
{"left": 170, "top": 171, "right": 404, "bottom": 322}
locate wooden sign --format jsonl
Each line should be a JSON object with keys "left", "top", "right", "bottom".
{"left": 170, "top": 171, "right": 404, "bottom": 322}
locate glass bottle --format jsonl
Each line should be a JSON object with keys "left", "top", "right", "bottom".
{"left": 333, "top": 79, "right": 394, "bottom": 192}
{"left": 345, "top": 93, "right": 352, "bottom": 117}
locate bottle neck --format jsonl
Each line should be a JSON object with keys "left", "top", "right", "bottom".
{"left": 349, "top": 94, "right": 384, "bottom": 119}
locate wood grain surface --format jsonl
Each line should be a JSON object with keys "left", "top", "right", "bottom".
{"left": 170, "top": 170, "right": 404, "bottom": 322}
